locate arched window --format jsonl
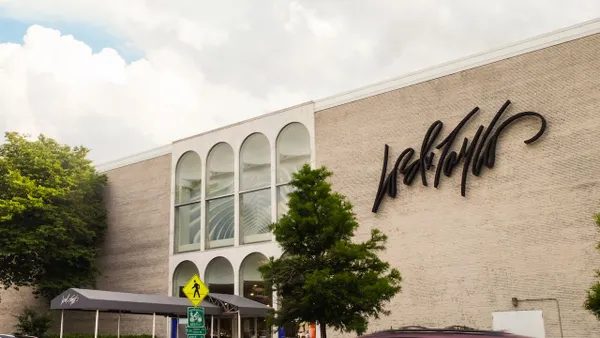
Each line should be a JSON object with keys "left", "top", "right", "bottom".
{"left": 276, "top": 123, "right": 310, "bottom": 220}
{"left": 239, "top": 252, "right": 271, "bottom": 338}
{"left": 175, "top": 152, "right": 202, "bottom": 253}
{"left": 206, "top": 143, "right": 235, "bottom": 249}
{"left": 205, "top": 256, "right": 235, "bottom": 295}
{"left": 172, "top": 260, "right": 199, "bottom": 297}
{"left": 239, "top": 252, "right": 271, "bottom": 305}
{"left": 239, "top": 133, "right": 272, "bottom": 244}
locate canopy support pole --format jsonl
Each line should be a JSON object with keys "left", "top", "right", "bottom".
{"left": 238, "top": 312, "right": 242, "bottom": 338}
{"left": 60, "top": 310, "right": 64, "bottom": 338}
{"left": 152, "top": 313, "right": 156, "bottom": 338}
{"left": 117, "top": 313, "right": 121, "bottom": 338}
{"left": 94, "top": 310, "right": 100, "bottom": 338}
{"left": 166, "top": 316, "right": 169, "bottom": 338}
{"left": 254, "top": 317, "right": 258, "bottom": 338}
{"left": 211, "top": 316, "right": 214, "bottom": 338}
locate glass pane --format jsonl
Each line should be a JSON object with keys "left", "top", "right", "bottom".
{"left": 218, "top": 318, "right": 234, "bottom": 338}
{"left": 206, "top": 257, "right": 235, "bottom": 294}
{"left": 240, "top": 253, "right": 272, "bottom": 305}
{"left": 240, "top": 189, "right": 271, "bottom": 243}
{"left": 206, "top": 196, "right": 235, "bottom": 248}
{"left": 207, "top": 142, "right": 234, "bottom": 198}
{"left": 175, "top": 202, "right": 201, "bottom": 252}
{"left": 175, "top": 152, "right": 202, "bottom": 204}
{"left": 277, "top": 123, "right": 310, "bottom": 183}
{"left": 277, "top": 184, "right": 294, "bottom": 220}
{"left": 242, "top": 318, "right": 255, "bottom": 338}
{"left": 240, "top": 133, "right": 271, "bottom": 191}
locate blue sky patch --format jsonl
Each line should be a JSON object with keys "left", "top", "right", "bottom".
{"left": 0, "top": 16, "right": 143, "bottom": 62}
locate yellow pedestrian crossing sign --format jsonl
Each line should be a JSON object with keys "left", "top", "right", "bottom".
{"left": 182, "top": 274, "right": 209, "bottom": 307}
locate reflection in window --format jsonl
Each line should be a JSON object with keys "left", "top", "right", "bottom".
{"left": 276, "top": 123, "right": 310, "bottom": 219}
{"left": 240, "top": 133, "right": 271, "bottom": 191}
{"left": 207, "top": 196, "right": 235, "bottom": 248}
{"left": 205, "top": 257, "right": 235, "bottom": 295}
{"left": 241, "top": 189, "right": 271, "bottom": 243}
{"left": 240, "top": 133, "right": 272, "bottom": 244}
{"left": 175, "top": 152, "right": 202, "bottom": 253}
{"left": 276, "top": 123, "right": 310, "bottom": 184}
{"left": 206, "top": 143, "right": 235, "bottom": 248}
{"left": 240, "top": 253, "right": 272, "bottom": 306}
{"left": 207, "top": 142, "right": 234, "bottom": 198}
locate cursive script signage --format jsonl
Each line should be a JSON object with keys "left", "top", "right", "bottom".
{"left": 372, "top": 100, "right": 547, "bottom": 213}
{"left": 60, "top": 293, "right": 80, "bottom": 306}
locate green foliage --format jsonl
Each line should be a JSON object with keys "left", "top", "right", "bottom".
{"left": 259, "top": 164, "right": 402, "bottom": 337}
{"left": 585, "top": 213, "right": 600, "bottom": 318}
{"left": 0, "top": 132, "right": 108, "bottom": 301}
{"left": 46, "top": 335, "right": 153, "bottom": 338}
{"left": 14, "top": 307, "right": 53, "bottom": 338}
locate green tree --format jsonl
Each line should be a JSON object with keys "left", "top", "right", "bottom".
{"left": 259, "top": 164, "right": 402, "bottom": 338}
{"left": 585, "top": 213, "right": 600, "bottom": 318}
{"left": 14, "top": 307, "right": 54, "bottom": 338}
{"left": 0, "top": 132, "right": 108, "bottom": 302}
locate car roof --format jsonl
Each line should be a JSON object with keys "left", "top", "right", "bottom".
{"left": 359, "top": 327, "right": 530, "bottom": 338}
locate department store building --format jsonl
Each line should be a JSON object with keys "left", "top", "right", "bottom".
{"left": 3, "top": 18, "right": 600, "bottom": 338}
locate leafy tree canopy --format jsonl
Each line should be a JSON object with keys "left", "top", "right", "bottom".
{"left": 0, "top": 132, "right": 108, "bottom": 302}
{"left": 259, "top": 164, "right": 402, "bottom": 338}
{"left": 585, "top": 213, "right": 600, "bottom": 319}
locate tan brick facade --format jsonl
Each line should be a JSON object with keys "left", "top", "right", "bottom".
{"left": 315, "top": 33, "right": 600, "bottom": 338}
{"left": 0, "top": 154, "right": 172, "bottom": 336}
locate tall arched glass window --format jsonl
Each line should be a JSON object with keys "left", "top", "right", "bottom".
{"left": 175, "top": 151, "right": 202, "bottom": 253}
{"left": 205, "top": 256, "right": 235, "bottom": 294}
{"left": 205, "top": 257, "right": 235, "bottom": 338}
{"left": 239, "top": 133, "right": 272, "bottom": 244}
{"left": 172, "top": 260, "right": 199, "bottom": 297}
{"left": 206, "top": 142, "right": 235, "bottom": 249}
{"left": 276, "top": 123, "right": 310, "bottom": 220}
{"left": 240, "top": 252, "right": 271, "bottom": 338}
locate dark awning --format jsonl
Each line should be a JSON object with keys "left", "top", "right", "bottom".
{"left": 206, "top": 293, "right": 270, "bottom": 317}
{"left": 50, "top": 288, "right": 222, "bottom": 316}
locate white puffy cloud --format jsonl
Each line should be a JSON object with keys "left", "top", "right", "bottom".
{"left": 0, "top": 24, "right": 308, "bottom": 163}
{"left": 0, "top": 0, "right": 599, "bottom": 163}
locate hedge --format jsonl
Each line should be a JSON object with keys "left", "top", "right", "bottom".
{"left": 46, "top": 334, "right": 154, "bottom": 338}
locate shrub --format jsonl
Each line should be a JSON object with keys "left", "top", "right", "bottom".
{"left": 14, "top": 307, "right": 53, "bottom": 338}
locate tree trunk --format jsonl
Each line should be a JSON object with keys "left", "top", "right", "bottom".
{"left": 319, "top": 323, "right": 326, "bottom": 338}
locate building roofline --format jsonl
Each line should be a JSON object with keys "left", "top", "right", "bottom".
{"left": 173, "top": 101, "right": 313, "bottom": 144}
{"left": 314, "top": 16, "right": 600, "bottom": 112}
{"left": 94, "top": 17, "right": 600, "bottom": 172}
{"left": 95, "top": 144, "right": 172, "bottom": 173}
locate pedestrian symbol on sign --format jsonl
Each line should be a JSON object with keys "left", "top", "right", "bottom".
{"left": 193, "top": 281, "right": 201, "bottom": 298}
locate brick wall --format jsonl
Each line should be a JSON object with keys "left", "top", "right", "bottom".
{"left": 0, "top": 287, "right": 46, "bottom": 333}
{"left": 60, "top": 153, "right": 173, "bottom": 336}
{"left": 315, "top": 33, "right": 600, "bottom": 338}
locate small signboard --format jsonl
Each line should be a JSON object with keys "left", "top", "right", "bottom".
{"left": 187, "top": 307, "right": 205, "bottom": 328}
{"left": 186, "top": 328, "right": 206, "bottom": 335}
{"left": 182, "top": 274, "right": 210, "bottom": 307}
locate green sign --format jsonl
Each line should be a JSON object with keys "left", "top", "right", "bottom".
{"left": 187, "top": 335, "right": 204, "bottom": 338}
{"left": 186, "top": 328, "right": 206, "bottom": 335}
{"left": 187, "top": 307, "right": 205, "bottom": 329}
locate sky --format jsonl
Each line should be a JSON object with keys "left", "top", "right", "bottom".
{"left": 0, "top": 1, "right": 599, "bottom": 165}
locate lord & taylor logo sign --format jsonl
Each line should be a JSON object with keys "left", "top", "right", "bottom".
{"left": 371, "top": 99, "right": 547, "bottom": 213}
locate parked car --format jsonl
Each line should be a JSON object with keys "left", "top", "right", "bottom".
{"left": 0, "top": 334, "right": 38, "bottom": 338}
{"left": 357, "top": 326, "right": 532, "bottom": 338}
